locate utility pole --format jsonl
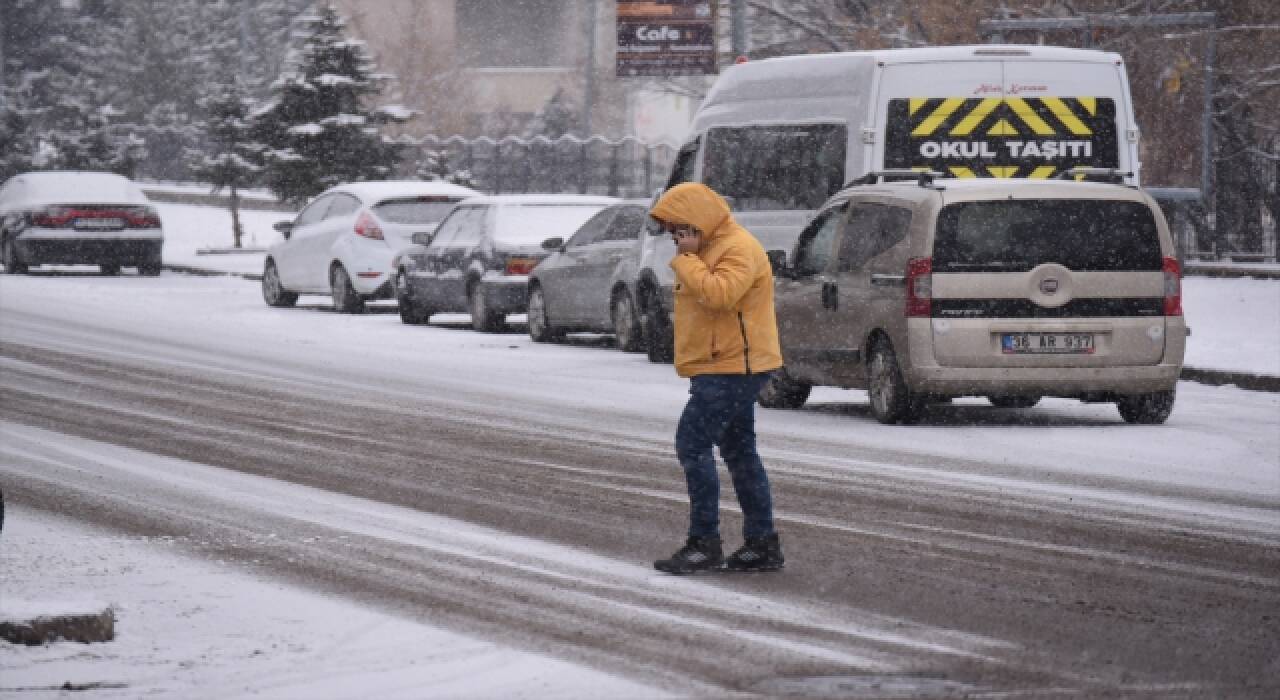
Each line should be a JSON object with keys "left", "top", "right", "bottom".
{"left": 731, "top": 0, "right": 747, "bottom": 59}
{"left": 581, "top": 0, "right": 598, "bottom": 137}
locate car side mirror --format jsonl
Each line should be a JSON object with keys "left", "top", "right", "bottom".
{"left": 767, "top": 249, "right": 789, "bottom": 277}
{"left": 273, "top": 220, "right": 294, "bottom": 240}
{"left": 411, "top": 231, "right": 435, "bottom": 246}
{"left": 541, "top": 237, "right": 564, "bottom": 251}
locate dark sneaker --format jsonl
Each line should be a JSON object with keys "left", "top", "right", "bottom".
{"left": 653, "top": 536, "right": 724, "bottom": 574}
{"left": 726, "top": 533, "right": 784, "bottom": 572}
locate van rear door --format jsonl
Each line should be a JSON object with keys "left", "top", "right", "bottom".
{"left": 877, "top": 59, "right": 1126, "bottom": 180}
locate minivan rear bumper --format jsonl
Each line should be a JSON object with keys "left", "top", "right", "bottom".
{"left": 906, "top": 363, "right": 1182, "bottom": 397}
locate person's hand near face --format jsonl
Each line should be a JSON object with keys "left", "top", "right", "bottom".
{"left": 668, "top": 223, "right": 701, "bottom": 255}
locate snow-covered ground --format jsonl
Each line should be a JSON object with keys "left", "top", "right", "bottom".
{"left": 1, "top": 506, "right": 664, "bottom": 699}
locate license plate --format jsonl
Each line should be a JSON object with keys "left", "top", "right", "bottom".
{"left": 1002, "top": 333, "right": 1095, "bottom": 354}
{"left": 75, "top": 218, "right": 124, "bottom": 230}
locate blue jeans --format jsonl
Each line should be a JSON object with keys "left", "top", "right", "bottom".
{"left": 675, "top": 373, "right": 776, "bottom": 539}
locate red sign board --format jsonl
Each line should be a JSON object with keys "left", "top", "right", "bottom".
{"left": 616, "top": 1, "right": 717, "bottom": 76}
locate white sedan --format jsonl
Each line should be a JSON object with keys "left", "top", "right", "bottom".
{"left": 0, "top": 171, "right": 164, "bottom": 276}
{"left": 262, "top": 180, "right": 479, "bottom": 312}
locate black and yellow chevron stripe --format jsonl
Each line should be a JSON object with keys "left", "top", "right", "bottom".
{"left": 884, "top": 96, "right": 1119, "bottom": 179}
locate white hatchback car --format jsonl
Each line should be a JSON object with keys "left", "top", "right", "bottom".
{"left": 262, "top": 180, "right": 479, "bottom": 312}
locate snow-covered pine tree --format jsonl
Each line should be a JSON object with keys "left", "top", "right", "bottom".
{"left": 189, "top": 84, "right": 263, "bottom": 249}
{"left": 523, "top": 88, "right": 578, "bottom": 141}
{"left": 0, "top": 0, "right": 143, "bottom": 179}
{"left": 251, "top": 3, "right": 410, "bottom": 204}
{"left": 415, "top": 143, "right": 478, "bottom": 189}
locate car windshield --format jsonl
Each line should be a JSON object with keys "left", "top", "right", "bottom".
{"left": 373, "top": 197, "right": 461, "bottom": 225}
{"left": 933, "top": 199, "right": 1162, "bottom": 272}
{"left": 494, "top": 204, "right": 607, "bottom": 245}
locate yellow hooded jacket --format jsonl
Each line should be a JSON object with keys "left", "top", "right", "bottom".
{"left": 649, "top": 183, "right": 784, "bottom": 378}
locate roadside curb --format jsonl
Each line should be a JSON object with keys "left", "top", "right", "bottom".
{"left": 165, "top": 264, "right": 262, "bottom": 281}
{"left": 1180, "top": 366, "right": 1280, "bottom": 393}
{"left": 0, "top": 608, "right": 115, "bottom": 645}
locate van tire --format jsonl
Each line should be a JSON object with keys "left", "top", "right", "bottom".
{"left": 1117, "top": 390, "right": 1175, "bottom": 424}
{"left": 757, "top": 368, "right": 811, "bottom": 409}
{"left": 642, "top": 292, "right": 674, "bottom": 363}
{"left": 988, "top": 395, "right": 1041, "bottom": 409}
{"left": 331, "top": 265, "right": 365, "bottom": 313}
{"left": 867, "top": 337, "right": 923, "bottom": 424}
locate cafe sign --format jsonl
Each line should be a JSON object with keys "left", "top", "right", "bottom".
{"left": 616, "top": 1, "right": 717, "bottom": 77}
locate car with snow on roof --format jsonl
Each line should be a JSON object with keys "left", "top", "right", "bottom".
{"left": 393, "top": 193, "right": 617, "bottom": 332}
{"left": 0, "top": 171, "right": 164, "bottom": 276}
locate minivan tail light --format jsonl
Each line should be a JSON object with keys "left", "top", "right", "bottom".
{"left": 905, "top": 257, "right": 933, "bottom": 317}
{"left": 504, "top": 257, "right": 539, "bottom": 275}
{"left": 354, "top": 211, "right": 384, "bottom": 240}
{"left": 1162, "top": 256, "right": 1182, "bottom": 316}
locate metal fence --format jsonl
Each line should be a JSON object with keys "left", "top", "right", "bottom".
{"left": 402, "top": 134, "right": 679, "bottom": 199}
{"left": 1152, "top": 152, "right": 1277, "bottom": 263}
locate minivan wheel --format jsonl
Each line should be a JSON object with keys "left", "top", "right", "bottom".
{"left": 757, "top": 368, "right": 812, "bottom": 409}
{"left": 527, "top": 286, "right": 561, "bottom": 342}
{"left": 262, "top": 260, "right": 298, "bottom": 308}
{"left": 2, "top": 239, "right": 28, "bottom": 274}
{"left": 1116, "top": 390, "right": 1175, "bottom": 424}
{"left": 396, "top": 269, "right": 431, "bottom": 324}
{"left": 330, "top": 265, "right": 365, "bottom": 313}
{"left": 867, "top": 338, "right": 923, "bottom": 424}
{"left": 611, "top": 292, "right": 644, "bottom": 353}
{"left": 469, "top": 284, "right": 505, "bottom": 332}
{"left": 987, "top": 395, "right": 1041, "bottom": 409}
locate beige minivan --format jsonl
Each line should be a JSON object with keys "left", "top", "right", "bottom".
{"left": 761, "top": 171, "right": 1186, "bottom": 424}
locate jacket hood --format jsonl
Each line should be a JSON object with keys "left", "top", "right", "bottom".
{"left": 649, "top": 183, "right": 733, "bottom": 240}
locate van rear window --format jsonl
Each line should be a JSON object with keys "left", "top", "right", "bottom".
{"left": 933, "top": 200, "right": 1162, "bottom": 272}
{"left": 702, "top": 124, "right": 846, "bottom": 211}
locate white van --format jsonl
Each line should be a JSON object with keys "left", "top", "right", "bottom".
{"left": 626, "top": 45, "right": 1142, "bottom": 361}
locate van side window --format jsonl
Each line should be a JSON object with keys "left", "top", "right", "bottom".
{"left": 665, "top": 138, "right": 700, "bottom": 190}
{"left": 702, "top": 124, "right": 846, "bottom": 211}
{"left": 837, "top": 204, "right": 913, "bottom": 272}
{"left": 791, "top": 204, "right": 847, "bottom": 276}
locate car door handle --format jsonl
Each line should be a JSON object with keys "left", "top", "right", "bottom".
{"left": 871, "top": 274, "right": 905, "bottom": 287}
{"left": 821, "top": 281, "right": 838, "bottom": 310}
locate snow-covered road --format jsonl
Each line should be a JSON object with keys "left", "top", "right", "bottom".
{"left": 2, "top": 271, "right": 1278, "bottom": 697}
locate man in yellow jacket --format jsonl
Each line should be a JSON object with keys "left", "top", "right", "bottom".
{"left": 648, "top": 183, "right": 785, "bottom": 574}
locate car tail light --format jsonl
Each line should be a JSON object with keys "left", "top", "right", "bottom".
{"left": 1162, "top": 256, "right": 1182, "bottom": 316}
{"left": 354, "top": 211, "right": 384, "bottom": 240}
{"left": 905, "top": 257, "right": 933, "bottom": 317}
{"left": 30, "top": 205, "right": 159, "bottom": 228}
{"left": 504, "top": 256, "right": 539, "bottom": 275}
{"left": 31, "top": 206, "right": 74, "bottom": 227}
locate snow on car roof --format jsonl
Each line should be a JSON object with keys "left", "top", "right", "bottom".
{"left": 461, "top": 193, "right": 619, "bottom": 207}
{"left": 5, "top": 171, "right": 149, "bottom": 205}
{"left": 332, "top": 180, "right": 481, "bottom": 202}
